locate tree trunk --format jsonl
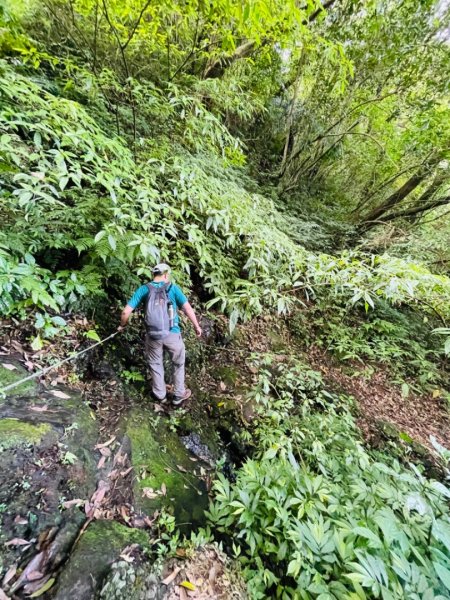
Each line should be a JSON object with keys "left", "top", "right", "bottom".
{"left": 361, "top": 169, "right": 430, "bottom": 224}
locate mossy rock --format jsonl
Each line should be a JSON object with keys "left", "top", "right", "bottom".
{"left": 0, "top": 418, "right": 51, "bottom": 452}
{"left": 125, "top": 407, "right": 208, "bottom": 529}
{"left": 211, "top": 364, "right": 240, "bottom": 386}
{"left": 266, "top": 326, "right": 289, "bottom": 353}
{"left": 0, "top": 359, "right": 38, "bottom": 400}
{"left": 53, "top": 520, "right": 149, "bottom": 600}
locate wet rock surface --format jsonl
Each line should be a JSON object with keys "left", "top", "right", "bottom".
{"left": 0, "top": 342, "right": 246, "bottom": 599}
{"left": 53, "top": 520, "right": 148, "bottom": 600}
{"left": 125, "top": 407, "right": 209, "bottom": 529}
{"left": 0, "top": 359, "right": 100, "bottom": 597}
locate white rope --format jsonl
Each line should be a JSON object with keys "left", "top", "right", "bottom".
{"left": 0, "top": 331, "right": 119, "bottom": 394}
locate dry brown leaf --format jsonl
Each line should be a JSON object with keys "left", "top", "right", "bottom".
{"left": 14, "top": 515, "right": 28, "bottom": 525}
{"left": 29, "top": 405, "right": 49, "bottom": 413}
{"left": 26, "top": 571, "right": 43, "bottom": 582}
{"left": 178, "top": 587, "right": 188, "bottom": 600}
{"left": 97, "top": 456, "right": 106, "bottom": 470}
{"left": 120, "top": 467, "right": 133, "bottom": 477}
{"left": 161, "top": 483, "right": 167, "bottom": 496}
{"left": 107, "top": 469, "right": 119, "bottom": 480}
{"left": 219, "top": 381, "right": 226, "bottom": 391}
{"left": 2, "top": 565, "right": 17, "bottom": 586}
{"left": 120, "top": 506, "right": 130, "bottom": 522}
{"left": 90, "top": 480, "right": 109, "bottom": 506}
{"left": 1, "top": 363, "right": 16, "bottom": 371}
{"left": 94, "top": 436, "right": 116, "bottom": 449}
{"left": 161, "top": 567, "right": 181, "bottom": 586}
{"left": 62, "top": 499, "right": 84, "bottom": 509}
{"left": 99, "top": 447, "right": 111, "bottom": 457}
{"left": 5, "top": 538, "right": 31, "bottom": 547}
{"left": 50, "top": 390, "right": 70, "bottom": 399}
{"left": 176, "top": 465, "right": 188, "bottom": 473}
{"left": 142, "top": 488, "right": 158, "bottom": 499}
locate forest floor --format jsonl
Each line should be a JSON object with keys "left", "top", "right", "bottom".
{"left": 0, "top": 311, "right": 449, "bottom": 598}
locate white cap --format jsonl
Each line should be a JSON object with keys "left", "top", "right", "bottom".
{"left": 152, "top": 263, "right": 171, "bottom": 275}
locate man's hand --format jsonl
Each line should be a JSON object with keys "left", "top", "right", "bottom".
{"left": 119, "top": 305, "right": 134, "bottom": 332}
{"left": 195, "top": 325, "right": 202, "bottom": 338}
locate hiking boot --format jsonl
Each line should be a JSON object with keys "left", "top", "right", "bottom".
{"left": 172, "top": 388, "right": 192, "bottom": 407}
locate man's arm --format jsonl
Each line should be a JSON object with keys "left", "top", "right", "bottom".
{"left": 118, "top": 285, "right": 148, "bottom": 331}
{"left": 118, "top": 304, "right": 134, "bottom": 331}
{"left": 182, "top": 302, "right": 202, "bottom": 337}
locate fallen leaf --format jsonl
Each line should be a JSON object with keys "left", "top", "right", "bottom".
{"left": 120, "top": 506, "right": 130, "bottom": 522}
{"left": 120, "top": 466, "right": 133, "bottom": 477}
{"left": 108, "top": 469, "right": 119, "bottom": 480}
{"left": 142, "top": 488, "right": 158, "bottom": 499}
{"left": 176, "top": 465, "right": 188, "bottom": 473}
{"left": 50, "top": 390, "right": 70, "bottom": 399}
{"left": 162, "top": 567, "right": 181, "bottom": 586}
{"left": 180, "top": 580, "right": 196, "bottom": 591}
{"left": 144, "top": 515, "right": 157, "bottom": 527}
{"left": 209, "top": 563, "right": 219, "bottom": 585}
{"left": 29, "top": 405, "right": 48, "bottom": 413}
{"left": 62, "top": 499, "right": 84, "bottom": 509}
{"left": 97, "top": 456, "right": 106, "bottom": 469}
{"left": 1, "top": 363, "right": 16, "bottom": 371}
{"left": 14, "top": 515, "right": 28, "bottom": 525}
{"left": 26, "top": 571, "right": 43, "bottom": 582}
{"left": 0, "top": 588, "right": 9, "bottom": 600}
{"left": 29, "top": 577, "right": 55, "bottom": 597}
{"left": 219, "top": 381, "right": 226, "bottom": 391}
{"left": 175, "top": 548, "right": 186, "bottom": 557}
{"left": 2, "top": 565, "right": 17, "bottom": 586}
{"left": 161, "top": 483, "right": 167, "bottom": 496}
{"left": 99, "top": 447, "right": 111, "bottom": 457}
{"left": 5, "top": 538, "right": 31, "bottom": 547}
{"left": 188, "top": 457, "right": 198, "bottom": 462}
{"left": 179, "top": 587, "right": 188, "bottom": 600}
{"left": 94, "top": 436, "right": 116, "bottom": 449}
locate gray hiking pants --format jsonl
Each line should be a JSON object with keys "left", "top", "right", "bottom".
{"left": 145, "top": 333, "right": 186, "bottom": 400}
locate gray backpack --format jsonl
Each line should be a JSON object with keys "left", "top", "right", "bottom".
{"left": 145, "top": 283, "right": 172, "bottom": 339}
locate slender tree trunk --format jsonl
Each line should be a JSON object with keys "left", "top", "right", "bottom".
{"left": 362, "top": 169, "right": 430, "bottom": 224}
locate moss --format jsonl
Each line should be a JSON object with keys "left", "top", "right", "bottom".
{"left": 0, "top": 360, "right": 37, "bottom": 400}
{"left": 212, "top": 364, "right": 240, "bottom": 386}
{"left": 266, "top": 327, "right": 289, "bottom": 353}
{"left": 53, "top": 520, "right": 148, "bottom": 600}
{"left": 0, "top": 418, "right": 51, "bottom": 451}
{"left": 80, "top": 519, "right": 148, "bottom": 549}
{"left": 126, "top": 408, "right": 208, "bottom": 528}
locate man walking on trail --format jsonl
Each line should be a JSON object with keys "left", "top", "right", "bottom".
{"left": 119, "top": 263, "right": 202, "bottom": 406}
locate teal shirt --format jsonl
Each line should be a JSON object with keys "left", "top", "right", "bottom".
{"left": 127, "top": 282, "right": 188, "bottom": 333}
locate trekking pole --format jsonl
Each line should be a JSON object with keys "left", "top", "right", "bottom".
{"left": 0, "top": 331, "right": 119, "bottom": 395}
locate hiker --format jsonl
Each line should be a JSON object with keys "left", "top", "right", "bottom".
{"left": 118, "top": 263, "right": 202, "bottom": 406}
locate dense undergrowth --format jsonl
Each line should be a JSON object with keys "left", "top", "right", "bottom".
{"left": 208, "top": 357, "right": 450, "bottom": 599}
{"left": 2, "top": 58, "right": 450, "bottom": 344}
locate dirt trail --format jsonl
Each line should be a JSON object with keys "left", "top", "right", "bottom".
{"left": 308, "top": 346, "right": 450, "bottom": 451}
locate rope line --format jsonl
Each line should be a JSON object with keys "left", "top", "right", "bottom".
{"left": 0, "top": 331, "right": 119, "bottom": 394}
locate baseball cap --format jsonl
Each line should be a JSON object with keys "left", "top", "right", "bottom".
{"left": 152, "top": 263, "right": 171, "bottom": 275}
